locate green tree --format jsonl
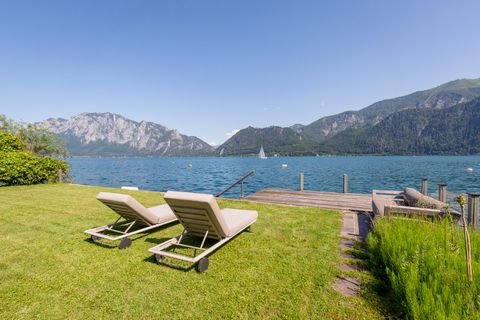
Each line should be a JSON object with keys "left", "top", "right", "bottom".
{"left": 17, "top": 124, "right": 67, "bottom": 159}
{"left": 0, "top": 115, "right": 67, "bottom": 159}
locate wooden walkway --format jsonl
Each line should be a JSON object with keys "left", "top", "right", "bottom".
{"left": 244, "top": 189, "right": 372, "bottom": 212}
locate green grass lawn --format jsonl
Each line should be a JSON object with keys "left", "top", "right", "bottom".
{"left": 0, "top": 184, "right": 385, "bottom": 319}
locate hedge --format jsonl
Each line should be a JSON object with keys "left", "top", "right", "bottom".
{"left": 0, "top": 151, "right": 68, "bottom": 186}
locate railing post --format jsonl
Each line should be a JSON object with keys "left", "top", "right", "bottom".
{"left": 438, "top": 183, "right": 447, "bottom": 203}
{"left": 467, "top": 192, "right": 480, "bottom": 228}
{"left": 215, "top": 169, "right": 255, "bottom": 198}
{"left": 300, "top": 172, "right": 304, "bottom": 191}
{"left": 343, "top": 174, "right": 348, "bottom": 193}
{"left": 421, "top": 177, "right": 428, "bottom": 195}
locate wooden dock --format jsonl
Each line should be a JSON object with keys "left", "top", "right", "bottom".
{"left": 244, "top": 189, "right": 372, "bottom": 212}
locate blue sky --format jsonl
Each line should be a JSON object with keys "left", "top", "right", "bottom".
{"left": 1, "top": 0, "right": 479, "bottom": 145}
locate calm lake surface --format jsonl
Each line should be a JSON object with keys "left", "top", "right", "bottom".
{"left": 69, "top": 156, "right": 480, "bottom": 199}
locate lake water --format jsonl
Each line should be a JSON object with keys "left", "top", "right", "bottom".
{"left": 69, "top": 156, "right": 480, "bottom": 199}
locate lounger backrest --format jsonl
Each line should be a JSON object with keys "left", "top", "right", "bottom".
{"left": 96, "top": 192, "right": 156, "bottom": 225}
{"left": 164, "top": 191, "right": 228, "bottom": 239}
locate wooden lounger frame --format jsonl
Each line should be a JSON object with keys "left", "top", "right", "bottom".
{"left": 85, "top": 216, "right": 175, "bottom": 242}
{"left": 148, "top": 221, "right": 254, "bottom": 265}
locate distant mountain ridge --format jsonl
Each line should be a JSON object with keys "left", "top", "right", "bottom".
{"left": 218, "top": 78, "right": 480, "bottom": 156}
{"left": 38, "top": 112, "right": 214, "bottom": 156}
{"left": 35, "top": 78, "right": 480, "bottom": 157}
{"left": 319, "top": 97, "right": 480, "bottom": 155}
{"left": 217, "top": 126, "right": 314, "bottom": 156}
{"left": 299, "top": 78, "right": 480, "bottom": 141}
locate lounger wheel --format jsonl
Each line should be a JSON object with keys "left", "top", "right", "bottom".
{"left": 90, "top": 235, "right": 101, "bottom": 242}
{"left": 246, "top": 226, "right": 252, "bottom": 232}
{"left": 195, "top": 257, "right": 209, "bottom": 273}
{"left": 118, "top": 237, "right": 132, "bottom": 249}
{"left": 154, "top": 254, "right": 165, "bottom": 263}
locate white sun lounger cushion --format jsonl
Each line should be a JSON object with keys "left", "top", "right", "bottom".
{"left": 96, "top": 192, "right": 175, "bottom": 225}
{"left": 221, "top": 208, "right": 258, "bottom": 237}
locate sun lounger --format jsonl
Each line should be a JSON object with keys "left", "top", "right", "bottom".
{"left": 85, "top": 192, "right": 177, "bottom": 249}
{"left": 148, "top": 191, "right": 258, "bottom": 272}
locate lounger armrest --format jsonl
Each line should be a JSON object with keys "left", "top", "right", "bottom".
{"left": 384, "top": 205, "right": 440, "bottom": 217}
{"left": 372, "top": 189, "right": 403, "bottom": 197}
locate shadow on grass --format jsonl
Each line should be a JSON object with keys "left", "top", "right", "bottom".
{"left": 144, "top": 229, "right": 253, "bottom": 272}
{"left": 345, "top": 241, "right": 404, "bottom": 319}
{"left": 83, "top": 238, "right": 117, "bottom": 249}
{"left": 83, "top": 221, "right": 179, "bottom": 249}
{"left": 143, "top": 254, "right": 195, "bottom": 272}
{"left": 359, "top": 274, "right": 404, "bottom": 320}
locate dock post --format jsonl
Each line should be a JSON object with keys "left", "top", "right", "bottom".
{"left": 421, "top": 177, "right": 428, "bottom": 195}
{"left": 438, "top": 183, "right": 447, "bottom": 203}
{"left": 58, "top": 169, "right": 63, "bottom": 183}
{"left": 240, "top": 181, "right": 244, "bottom": 198}
{"left": 343, "top": 174, "right": 348, "bottom": 193}
{"left": 467, "top": 193, "right": 480, "bottom": 228}
{"left": 300, "top": 172, "right": 304, "bottom": 191}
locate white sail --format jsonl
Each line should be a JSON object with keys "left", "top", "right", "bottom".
{"left": 259, "top": 145, "right": 268, "bottom": 159}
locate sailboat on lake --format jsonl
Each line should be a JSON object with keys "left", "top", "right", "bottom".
{"left": 258, "top": 145, "right": 268, "bottom": 159}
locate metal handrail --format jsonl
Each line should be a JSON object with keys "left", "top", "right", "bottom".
{"left": 215, "top": 170, "right": 255, "bottom": 198}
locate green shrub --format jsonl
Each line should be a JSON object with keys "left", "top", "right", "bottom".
{"left": 0, "top": 130, "right": 25, "bottom": 152}
{"left": 0, "top": 118, "right": 69, "bottom": 186}
{"left": 368, "top": 217, "right": 480, "bottom": 319}
{"left": 0, "top": 151, "right": 68, "bottom": 186}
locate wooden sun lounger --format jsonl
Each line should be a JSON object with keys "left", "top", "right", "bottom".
{"left": 85, "top": 192, "right": 177, "bottom": 249}
{"left": 148, "top": 191, "right": 258, "bottom": 272}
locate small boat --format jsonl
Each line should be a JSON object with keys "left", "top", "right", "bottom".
{"left": 467, "top": 167, "right": 474, "bottom": 172}
{"left": 281, "top": 164, "right": 288, "bottom": 168}
{"left": 258, "top": 145, "right": 268, "bottom": 159}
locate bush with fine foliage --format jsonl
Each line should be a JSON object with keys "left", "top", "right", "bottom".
{"left": 368, "top": 217, "right": 480, "bottom": 319}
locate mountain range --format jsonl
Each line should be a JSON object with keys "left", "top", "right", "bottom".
{"left": 36, "top": 77, "right": 480, "bottom": 156}
{"left": 38, "top": 113, "right": 214, "bottom": 156}
{"left": 217, "top": 78, "right": 480, "bottom": 156}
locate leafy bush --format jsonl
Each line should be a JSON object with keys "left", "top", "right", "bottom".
{"left": 368, "top": 217, "right": 480, "bottom": 319}
{"left": 0, "top": 130, "right": 25, "bottom": 152}
{"left": 0, "top": 116, "right": 69, "bottom": 186}
{"left": 0, "top": 151, "right": 68, "bottom": 186}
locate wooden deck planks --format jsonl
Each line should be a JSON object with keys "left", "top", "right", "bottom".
{"left": 244, "top": 189, "right": 372, "bottom": 212}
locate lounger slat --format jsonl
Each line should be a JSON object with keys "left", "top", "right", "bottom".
{"left": 189, "top": 231, "right": 220, "bottom": 239}
{"left": 178, "top": 217, "right": 211, "bottom": 225}
{"left": 181, "top": 223, "right": 216, "bottom": 232}
{"left": 185, "top": 227, "right": 220, "bottom": 238}
{"left": 173, "top": 212, "right": 211, "bottom": 222}
{"left": 180, "top": 221, "right": 212, "bottom": 229}
{"left": 169, "top": 206, "right": 211, "bottom": 216}
{"left": 172, "top": 207, "right": 208, "bottom": 219}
